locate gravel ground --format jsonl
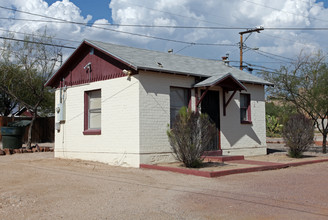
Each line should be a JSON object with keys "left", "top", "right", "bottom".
{"left": 1, "top": 152, "right": 328, "bottom": 219}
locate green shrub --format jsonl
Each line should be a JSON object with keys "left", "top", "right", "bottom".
{"left": 266, "top": 115, "right": 283, "bottom": 137}
{"left": 167, "top": 107, "right": 216, "bottom": 168}
{"left": 282, "top": 114, "right": 314, "bottom": 158}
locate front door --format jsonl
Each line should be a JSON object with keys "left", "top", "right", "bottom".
{"left": 201, "top": 90, "right": 220, "bottom": 150}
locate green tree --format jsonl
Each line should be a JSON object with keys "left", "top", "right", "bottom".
{"left": 265, "top": 102, "right": 297, "bottom": 137}
{"left": 262, "top": 51, "right": 328, "bottom": 153}
{"left": 0, "top": 32, "right": 60, "bottom": 148}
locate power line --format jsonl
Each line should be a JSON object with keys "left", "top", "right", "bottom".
{"left": 0, "top": 5, "right": 235, "bottom": 47}
{"left": 242, "top": 45, "right": 295, "bottom": 62}
{"left": 0, "top": 3, "right": 317, "bottom": 68}
{"left": 0, "top": 28, "right": 80, "bottom": 46}
{"left": 255, "top": 49, "right": 295, "bottom": 61}
{"left": 174, "top": 43, "right": 195, "bottom": 54}
{"left": 228, "top": 60, "right": 287, "bottom": 63}
{"left": 244, "top": 62, "right": 277, "bottom": 71}
{"left": 250, "top": 49, "right": 292, "bottom": 63}
{"left": 3, "top": 17, "right": 328, "bottom": 31}
{"left": 242, "top": 0, "right": 328, "bottom": 23}
{"left": 0, "top": 36, "right": 76, "bottom": 49}
{"left": 126, "top": 2, "right": 229, "bottom": 27}
{"left": 0, "top": 47, "right": 62, "bottom": 63}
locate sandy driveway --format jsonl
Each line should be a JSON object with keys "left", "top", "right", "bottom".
{"left": 1, "top": 152, "right": 328, "bottom": 220}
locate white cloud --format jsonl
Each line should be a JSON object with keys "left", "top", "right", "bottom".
{"left": 1, "top": 0, "right": 328, "bottom": 71}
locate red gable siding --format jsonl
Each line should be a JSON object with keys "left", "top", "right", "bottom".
{"left": 49, "top": 44, "right": 134, "bottom": 88}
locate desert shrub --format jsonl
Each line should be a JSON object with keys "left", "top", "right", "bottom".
{"left": 167, "top": 107, "right": 216, "bottom": 168}
{"left": 266, "top": 115, "right": 283, "bottom": 137}
{"left": 282, "top": 114, "right": 314, "bottom": 158}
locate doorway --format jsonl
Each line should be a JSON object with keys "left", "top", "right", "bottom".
{"left": 201, "top": 90, "right": 220, "bottom": 150}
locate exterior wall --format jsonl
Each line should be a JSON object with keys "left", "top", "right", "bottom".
{"left": 138, "top": 71, "right": 195, "bottom": 164}
{"left": 54, "top": 76, "right": 140, "bottom": 167}
{"left": 219, "top": 84, "right": 267, "bottom": 156}
{"left": 54, "top": 70, "right": 267, "bottom": 167}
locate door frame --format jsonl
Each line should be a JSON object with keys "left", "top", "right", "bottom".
{"left": 200, "top": 89, "right": 221, "bottom": 150}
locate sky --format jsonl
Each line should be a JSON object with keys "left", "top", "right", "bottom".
{"left": 1, "top": 0, "right": 328, "bottom": 73}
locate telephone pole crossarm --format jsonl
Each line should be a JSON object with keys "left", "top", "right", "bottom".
{"left": 239, "top": 27, "right": 264, "bottom": 70}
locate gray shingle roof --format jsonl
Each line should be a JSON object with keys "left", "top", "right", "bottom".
{"left": 85, "top": 39, "right": 273, "bottom": 86}
{"left": 194, "top": 73, "right": 247, "bottom": 91}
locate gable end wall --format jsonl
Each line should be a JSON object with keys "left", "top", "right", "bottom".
{"left": 54, "top": 76, "right": 140, "bottom": 167}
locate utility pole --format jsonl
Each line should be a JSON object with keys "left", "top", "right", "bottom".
{"left": 239, "top": 27, "right": 264, "bottom": 70}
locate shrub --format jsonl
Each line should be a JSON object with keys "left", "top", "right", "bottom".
{"left": 282, "top": 114, "right": 314, "bottom": 158}
{"left": 266, "top": 115, "right": 283, "bottom": 137}
{"left": 167, "top": 107, "right": 216, "bottom": 168}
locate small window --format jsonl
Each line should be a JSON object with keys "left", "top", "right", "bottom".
{"left": 170, "top": 87, "right": 189, "bottom": 126}
{"left": 84, "top": 89, "right": 101, "bottom": 135}
{"left": 240, "top": 93, "right": 251, "bottom": 124}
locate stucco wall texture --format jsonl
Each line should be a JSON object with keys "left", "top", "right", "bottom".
{"left": 55, "top": 76, "right": 140, "bottom": 167}
{"left": 54, "top": 71, "right": 266, "bottom": 167}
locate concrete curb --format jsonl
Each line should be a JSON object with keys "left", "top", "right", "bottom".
{"left": 140, "top": 158, "right": 328, "bottom": 178}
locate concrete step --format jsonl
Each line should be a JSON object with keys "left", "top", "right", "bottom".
{"left": 203, "top": 150, "right": 222, "bottom": 156}
{"left": 202, "top": 155, "right": 245, "bottom": 162}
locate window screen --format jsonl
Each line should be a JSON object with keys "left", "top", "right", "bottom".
{"left": 170, "top": 87, "right": 189, "bottom": 126}
{"left": 88, "top": 90, "right": 101, "bottom": 129}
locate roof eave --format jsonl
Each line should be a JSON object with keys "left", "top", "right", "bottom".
{"left": 240, "top": 80, "right": 274, "bottom": 87}
{"left": 137, "top": 66, "right": 205, "bottom": 78}
{"left": 45, "top": 39, "right": 86, "bottom": 87}
{"left": 45, "top": 40, "right": 139, "bottom": 88}
{"left": 194, "top": 73, "right": 248, "bottom": 91}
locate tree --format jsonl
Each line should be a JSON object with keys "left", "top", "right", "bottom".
{"left": 262, "top": 51, "right": 328, "bottom": 153}
{"left": 265, "top": 102, "right": 297, "bottom": 137}
{"left": 0, "top": 31, "right": 60, "bottom": 148}
{"left": 167, "top": 107, "right": 216, "bottom": 168}
{"left": 0, "top": 91, "right": 17, "bottom": 116}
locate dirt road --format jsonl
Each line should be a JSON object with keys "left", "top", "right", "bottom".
{"left": 1, "top": 153, "right": 328, "bottom": 219}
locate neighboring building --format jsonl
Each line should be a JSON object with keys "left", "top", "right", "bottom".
{"left": 45, "top": 40, "right": 273, "bottom": 167}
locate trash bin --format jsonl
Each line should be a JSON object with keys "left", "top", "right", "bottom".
{"left": 1, "top": 120, "right": 31, "bottom": 149}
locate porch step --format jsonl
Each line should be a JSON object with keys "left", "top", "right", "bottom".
{"left": 202, "top": 155, "right": 245, "bottom": 162}
{"left": 203, "top": 150, "right": 222, "bottom": 156}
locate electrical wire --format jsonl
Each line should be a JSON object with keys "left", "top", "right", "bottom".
{"left": 2, "top": 18, "right": 328, "bottom": 31}
{"left": 250, "top": 49, "right": 292, "bottom": 63}
{"left": 0, "top": 28, "right": 80, "bottom": 45}
{"left": 0, "top": 4, "right": 316, "bottom": 70}
{"left": 0, "top": 5, "right": 235, "bottom": 47}
{"left": 0, "top": 36, "right": 76, "bottom": 49}
{"left": 255, "top": 49, "right": 295, "bottom": 61}
{"left": 242, "top": 0, "right": 328, "bottom": 23}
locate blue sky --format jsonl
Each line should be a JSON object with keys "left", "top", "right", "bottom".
{"left": 44, "top": 0, "right": 328, "bottom": 24}
{"left": 45, "top": 0, "right": 113, "bottom": 23}
{"left": 317, "top": 0, "right": 328, "bottom": 7}
{"left": 2, "top": 0, "right": 328, "bottom": 73}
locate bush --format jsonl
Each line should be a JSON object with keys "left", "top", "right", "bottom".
{"left": 282, "top": 114, "right": 314, "bottom": 158}
{"left": 167, "top": 107, "right": 216, "bottom": 168}
{"left": 266, "top": 115, "right": 283, "bottom": 137}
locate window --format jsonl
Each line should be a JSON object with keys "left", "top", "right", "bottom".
{"left": 84, "top": 89, "right": 101, "bottom": 135}
{"left": 240, "top": 93, "right": 251, "bottom": 124}
{"left": 170, "top": 87, "right": 189, "bottom": 126}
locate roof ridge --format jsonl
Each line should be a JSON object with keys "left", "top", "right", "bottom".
{"left": 85, "top": 39, "right": 225, "bottom": 64}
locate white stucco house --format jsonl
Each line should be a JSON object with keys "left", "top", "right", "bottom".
{"left": 45, "top": 40, "right": 273, "bottom": 167}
